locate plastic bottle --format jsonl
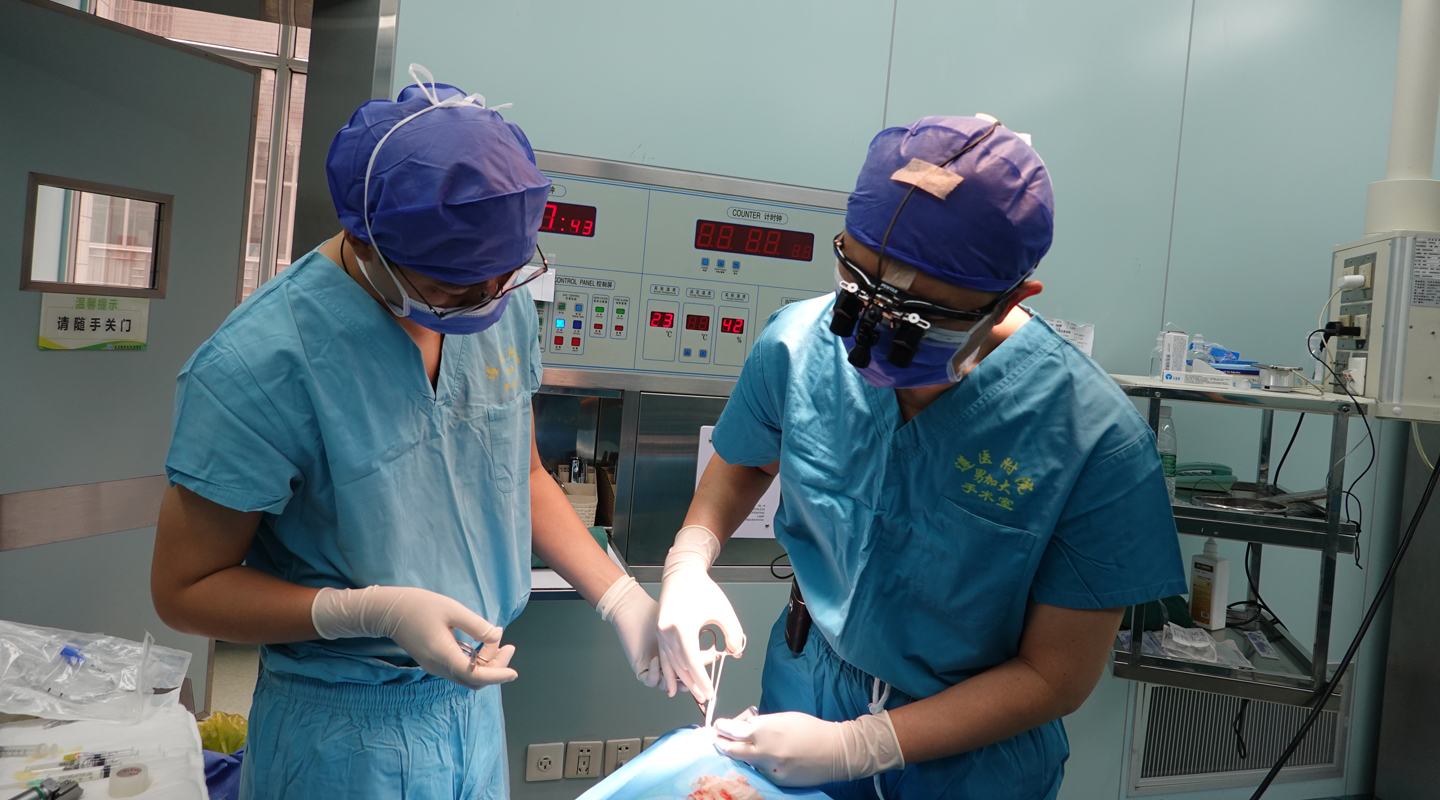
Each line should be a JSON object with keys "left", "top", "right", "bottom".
{"left": 1157, "top": 405, "right": 1178, "bottom": 502}
{"left": 1187, "top": 334, "right": 1213, "bottom": 367}
{"left": 1149, "top": 333, "right": 1165, "bottom": 378}
{"left": 1189, "top": 537, "right": 1230, "bottom": 631}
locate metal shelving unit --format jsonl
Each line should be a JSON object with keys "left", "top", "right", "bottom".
{"left": 1109, "top": 375, "right": 1369, "bottom": 712}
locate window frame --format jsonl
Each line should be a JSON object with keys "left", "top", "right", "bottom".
{"left": 183, "top": 29, "right": 308, "bottom": 303}
{"left": 20, "top": 172, "right": 174, "bottom": 299}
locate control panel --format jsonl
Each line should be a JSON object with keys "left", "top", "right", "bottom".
{"left": 533, "top": 155, "right": 845, "bottom": 379}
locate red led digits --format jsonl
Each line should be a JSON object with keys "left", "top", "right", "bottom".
{"left": 649, "top": 311, "right": 675, "bottom": 328}
{"left": 720, "top": 317, "right": 745, "bottom": 334}
{"left": 693, "top": 219, "right": 814, "bottom": 262}
{"left": 685, "top": 314, "right": 710, "bottom": 331}
{"left": 539, "top": 202, "right": 597, "bottom": 238}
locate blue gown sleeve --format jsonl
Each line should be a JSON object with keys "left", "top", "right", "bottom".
{"left": 165, "top": 348, "right": 303, "bottom": 515}
{"left": 711, "top": 323, "right": 786, "bottom": 467}
{"left": 1030, "top": 429, "right": 1189, "bottom": 609}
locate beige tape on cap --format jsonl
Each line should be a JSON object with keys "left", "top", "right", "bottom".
{"left": 890, "top": 158, "right": 963, "bottom": 200}
{"left": 878, "top": 260, "right": 919, "bottom": 292}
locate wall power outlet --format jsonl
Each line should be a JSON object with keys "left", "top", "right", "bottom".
{"left": 604, "top": 738, "right": 642, "bottom": 775}
{"left": 565, "top": 740, "right": 603, "bottom": 779}
{"left": 525, "top": 742, "right": 564, "bottom": 782}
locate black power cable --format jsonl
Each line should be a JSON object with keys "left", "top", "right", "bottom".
{"left": 1232, "top": 698, "right": 1251, "bottom": 760}
{"left": 1271, "top": 413, "right": 1305, "bottom": 488}
{"left": 1226, "top": 542, "right": 1286, "bottom": 629}
{"left": 1249, "top": 437, "right": 1440, "bottom": 798}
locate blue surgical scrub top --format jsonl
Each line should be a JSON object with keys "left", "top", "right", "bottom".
{"left": 713, "top": 296, "right": 1187, "bottom": 701}
{"left": 166, "top": 249, "right": 542, "bottom": 684}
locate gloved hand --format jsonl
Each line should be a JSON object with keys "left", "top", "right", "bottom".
{"left": 713, "top": 707, "right": 905, "bottom": 788}
{"left": 597, "top": 575, "right": 662, "bottom": 688}
{"left": 311, "top": 585, "right": 517, "bottom": 689}
{"left": 656, "top": 525, "right": 745, "bottom": 702}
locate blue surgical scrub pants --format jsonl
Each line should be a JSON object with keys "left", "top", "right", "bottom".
{"left": 238, "top": 667, "right": 507, "bottom": 800}
{"left": 759, "top": 611, "right": 1066, "bottom": 800}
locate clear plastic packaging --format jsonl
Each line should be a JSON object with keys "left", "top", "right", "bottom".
{"left": 0, "top": 620, "right": 192, "bottom": 722}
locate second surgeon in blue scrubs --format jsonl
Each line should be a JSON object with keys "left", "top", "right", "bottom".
{"left": 656, "top": 116, "right": 1188, "bottom": 800}
{"left": 150, "top": 69, "right": 662, "bottom": 799}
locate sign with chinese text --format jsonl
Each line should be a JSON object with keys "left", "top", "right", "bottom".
{"left": 38, "top": 293, "right": 150, "bottom": 350}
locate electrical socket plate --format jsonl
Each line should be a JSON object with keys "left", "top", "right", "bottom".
{"left": 643, "top": 735, "right": 660, "bottom": 751}
{"left": 565, "top": 740, "right": 603, "bottom": 779}
{"left": 604, "top": 738, "right": 642, "bottom": 775}
{"left": 525, "top": 743, "right": 564, "bottom": 782}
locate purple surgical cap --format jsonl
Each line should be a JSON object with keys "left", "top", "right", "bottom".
{"left": 326, "top": 81, "right": 552, "bottom": 284}
{"left": 845, "top": 116, "right": 1054, "bottom": 293}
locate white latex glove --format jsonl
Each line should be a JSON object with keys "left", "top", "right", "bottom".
{"left": 311, "top": 585, "right": 517, "bottom": 689}
{"left": 597, "top": 575, "right": 662, "bottom": 688}
{"left": 714, "top": 707, "right": 905, "bottom": 787}
{"left": 656, "top": 525, "right": 746, "bottom": 702}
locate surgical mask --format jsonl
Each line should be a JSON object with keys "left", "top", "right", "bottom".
{"left": 356, "top": 63, "right": 521, "bottom": 336}
{"left": 355, "top": 255, "right": 512, "bottom": 335}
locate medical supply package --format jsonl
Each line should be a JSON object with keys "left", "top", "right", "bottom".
{"left": 0, "top": 619, "right": 191, "bottom": 722}
{"left": 577, "top": 727, "right": 832, "bottom": 800}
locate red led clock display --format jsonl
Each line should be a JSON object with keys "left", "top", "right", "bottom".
{"left": 540, "top": 202, "right": 597, "bottom": 237}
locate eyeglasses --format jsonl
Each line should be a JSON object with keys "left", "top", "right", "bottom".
{"left": 398, "top": 245, "right": 550, "bottom": 320}
{"left": 830, "top": 235, "right": 1029, "bottom": 369}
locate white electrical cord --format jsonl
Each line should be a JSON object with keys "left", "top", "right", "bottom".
{"left": 1415, "top": 423, "right": 1436, "bottom": 472}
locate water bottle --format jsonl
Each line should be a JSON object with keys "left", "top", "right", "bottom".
{"left": 1157, "top": 406, "right": 1178, "bottom": 502}
{"left": 1187, "top": 334, "right": 1213, "bottom": 368}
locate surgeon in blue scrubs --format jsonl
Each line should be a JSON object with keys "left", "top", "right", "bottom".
{"left": 656, "top": 116, "right": 1188, "bottom": 800}
{"left": 150, "top": 70, "right": 662, "bottom": 799}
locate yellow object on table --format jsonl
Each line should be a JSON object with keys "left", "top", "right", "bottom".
{"left": 198, "top": 711, "right": 248, "bottom": 754}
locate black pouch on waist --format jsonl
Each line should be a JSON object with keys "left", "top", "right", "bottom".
{"left": 784, "top": 578, "right": 812, "bottom": 654}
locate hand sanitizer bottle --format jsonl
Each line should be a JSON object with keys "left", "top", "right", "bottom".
{"left": 1189, "top": 537, "right": 1230, "bottom": 631}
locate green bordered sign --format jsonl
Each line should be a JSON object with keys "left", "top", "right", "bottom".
{"left": 39, "top": 293, "right": 150, "bottom": 351}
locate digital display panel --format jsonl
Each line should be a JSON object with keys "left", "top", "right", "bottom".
{"left": 685, "top": 314, "right": 710, "bottom": 331}
{"left": 540, "top": 202, "right": 597, "bottom": 237}
{"left": 649, "top": 311, "right": 675, "bottom": 328}
{"left": 694, "top": 220, "right": 814, "bottom": 261}
{"left": 720, "top": 317, "right": 745, "bottom": 335}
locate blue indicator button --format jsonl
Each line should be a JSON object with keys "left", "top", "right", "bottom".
{"left": 732, "top": 261, "right": 740, "bottom": 269}
{"left": 576, "top": 304, "right": 583, "bottom": 312}
{"left": 717, "top": 260, "right": 725, "bottom": 267}
{"left": 572, "top": 320, "right": 582, "bottom": 329}
{"left": 683, "top": 348, "right": 692, "bottom": 357}
{"left": 699, "top": 349, "right": 707, "bottom": 358}
{"left": 554, "top": 319, "right": 565, "bottom": 328}
{"left": 701, "top": 258, "right": 709, "bottom": 266}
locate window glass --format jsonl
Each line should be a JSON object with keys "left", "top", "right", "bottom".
{"left": 293, "top": 26, "right": 310, "bottom": 60}
{"left": 241, "top": 70, "right": 277, "bottom": 298}
{"left": 92, "top": 0, "right": 279, "bottom": 54}
{"left": 29, "top": 182, "right": 164, "bottom": 291}
{"left": 273, "top": 71, "right": 307, "bottom": 278}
